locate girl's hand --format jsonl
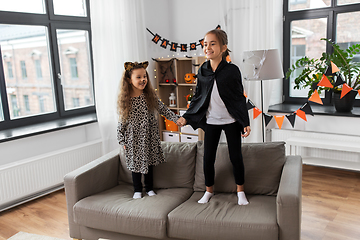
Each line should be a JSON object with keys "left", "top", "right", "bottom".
{"left": 176, "top": 117, "right": 187, "bottom": 127}
{"left": 123, "top": 145, "right": 126, "bottom": 150}
{"left": 242, "top": 126, "right": 251, "bottom": 138}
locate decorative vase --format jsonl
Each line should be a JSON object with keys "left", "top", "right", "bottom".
{"left": 333, "top": 92, "right": 356, "bottom": 113}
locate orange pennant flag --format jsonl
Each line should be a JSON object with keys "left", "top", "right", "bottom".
{"left": 295, "top": 109, "right": 307, "bottom": 122}
{"left": 308, "top": 89, "right": 323, "bottom": 105}
{"left": 331, "top": 61, "right": 340, "bottom": 73}
{"left": 274, "top": 115, "right": 285, "bottom": 129}
{"left": 253, "top": 107, "right": 262, "bottom": 119}
{"left": 243, "top": 89, "right": 247, "bottom": 98}
{"left": 317, "top": 74, "right": 333, "bottom": 88}
{"left": 358, "top": 89, "right": 360, "bottom": 96}
{"left": 340, "top": 83, "right": 353, "bottom": 99}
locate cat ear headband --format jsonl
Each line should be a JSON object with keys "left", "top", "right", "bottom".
{"left": 124, "top": 61, "right": 149, "bottom": 72}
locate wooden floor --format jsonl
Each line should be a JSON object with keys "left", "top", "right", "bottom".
{"left": 0, "top": 165, "right": 359, "bottom": 240}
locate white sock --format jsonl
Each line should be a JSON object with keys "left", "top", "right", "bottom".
{"left": 147, "top": 190, "right": 156, "bottom": 196}
{"left": 198, "top": 191, "right": 214, "bottom": 204}
{"left": 237, "top": 191, "right": 249, "bottom": 205}
{"left": 133, "top": 192, "right": 142, "bottom": 199}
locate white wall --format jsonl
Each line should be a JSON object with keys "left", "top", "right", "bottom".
{"left": 0, "top": 122, "right": 101, "bottom": 167}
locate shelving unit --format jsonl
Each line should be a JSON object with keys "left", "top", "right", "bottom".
{"left": 154, "top": 57, "right": 206, "bottom": 142}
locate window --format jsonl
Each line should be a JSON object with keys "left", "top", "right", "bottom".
{"left": 20, "top": 60, "right": 27, "bottom": 79}
{"left": 23, "top": 95, "right": 30, "bottom": 112}
{"left": 283, "top": 1, "right": 360, "bottom": 106}
{"left": 0, "top": 0, "right": 94, "bottom": 132}
{"left": 10, "top": 94, "right": 19, "bottom": 117}
{"left": 69, "top": 57, "right": 78, "bottom": 79}
{"left": 35, "top": 59, "right": 43, "bottom": 79}
{"left": 7, "top": 62, "right": 13, "bottom": 79}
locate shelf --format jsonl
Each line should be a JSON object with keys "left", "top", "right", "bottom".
{"left": 156, "top": 57, "right": 205, "bottom": 142}
{"left": 177, "top": 83, "right": 196, "bottom": 87}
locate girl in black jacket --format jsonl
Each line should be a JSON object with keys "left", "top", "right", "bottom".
{"left": 178, "top": 29, "right": 251, "bottom": 205}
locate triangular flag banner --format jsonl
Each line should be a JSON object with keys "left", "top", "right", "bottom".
{"left": 308, "top": 90, "right": 323, "bottom": 105}
{"left": 274, "top": 115, "right": 285, "bottom": 129}
{"left": 324, "top": 66, "right": 333, "bottom": 76}
{"left": 349, "top": 89, "right": 358, "bottom": 99}
{"left": 311, "top": 81, "right": 319, "bottom": 91}
{"left": 334, "top": 75, "right": 346, "bottom": 87}
{"left": 264, "top": 113, "right": 273, "bottom": 127}
{"left": 300, "top": 102, "right": 314, "bottom": 116}
{"left": 317, "top": 74, "right": 333, "bottom": 88}
{"left": 331, "top": 61, "right": 340, "bottom": 73}
{"left": 253, "top": 107, "right": 262, "bottom": 119}
{"left": 243, "top": 90, "right": 247, "bottom": 98}
{"left": 358, "top": 89, "right": 360, "bottom": 96}
{"left": 286, "top": 113, "right": 296, "bottom": 128}
{"left": 295, "top": 109, "right": 307, "bottom": 122}
{"left": 340, "top": 83, "right": 353, "bottom": 98}
{"left": 246, "top": 99, "right": 255, "bottom": 110}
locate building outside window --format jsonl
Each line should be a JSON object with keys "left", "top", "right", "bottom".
{"left": 283, "top": 0, "right": 360, "bottom": 106}
{"left": 0, "top": 0, "right": 95, "bottom": 132}
{"left": 72, "top": 97, "right": 80, "bottom": 108}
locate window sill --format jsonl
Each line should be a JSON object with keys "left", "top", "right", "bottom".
{"left": 268, "top": 103, "right": 360, "bottom": 117}
{"left": 0, "top": 113, "right": 97, "bottom": 143}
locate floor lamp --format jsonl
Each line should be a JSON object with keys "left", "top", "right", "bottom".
{"left": 240, "top": 49, "right": 284, "bottom": 142}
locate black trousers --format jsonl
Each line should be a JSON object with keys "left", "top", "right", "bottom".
{"left": 132, "top": 166, "right": 154, "bottom": 192}
{"left": 203, "top": 122, "right": 245, "bottom": 187}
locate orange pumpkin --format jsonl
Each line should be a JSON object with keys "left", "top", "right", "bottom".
{"left": 184, "top": 73, "right": 196, "bottom": 84}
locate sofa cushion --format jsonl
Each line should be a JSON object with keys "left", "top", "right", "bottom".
{"left": 194, "top": 141, "right": 286, "bottom": 195}
{"left": 73, "top": 184, "right": 193, "bottom": 239}
{"left": 168, "top": 192, "right": 278, "bottom": 240}
{"left": 119, "top": 142, "right": 197, "bottom": 189}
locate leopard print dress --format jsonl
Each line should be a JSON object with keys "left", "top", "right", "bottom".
{"left": 117, "top": 93, "right": 180, "bottom": 174}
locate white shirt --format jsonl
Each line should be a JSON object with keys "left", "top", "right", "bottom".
{"left": 206, "top": 80, "right": 236, "bottom": 125}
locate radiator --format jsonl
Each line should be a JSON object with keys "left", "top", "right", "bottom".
{"left": 0, "top": 139, "right": 103, "bottom": 211}
{"left": 271, "top": 129, "right": 360, "bottom": 170}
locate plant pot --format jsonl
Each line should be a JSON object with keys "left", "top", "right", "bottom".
{"left": 333, "top": 92, "right": 356, "bottom": 113}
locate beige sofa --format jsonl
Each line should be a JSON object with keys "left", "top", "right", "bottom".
{"left": 64, "top": 141, "right": 302, "bottom": 240}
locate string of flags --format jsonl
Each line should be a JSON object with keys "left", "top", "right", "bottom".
{"left": 245, "top": 96, "right": 314, "bottom": 129}
{"left": 245, "top": 61, "right": 359, "bottom": 129}
{"left": 147, "top": 27, "right": 204, "bottom": 52}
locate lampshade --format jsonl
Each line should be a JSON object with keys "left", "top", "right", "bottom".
{"left": 240, "top": 49, "right": 284, "bottom": 81}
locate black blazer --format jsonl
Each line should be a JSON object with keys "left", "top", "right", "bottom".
{"left": 183, "top": 59, "right": 250, "bottom": 132}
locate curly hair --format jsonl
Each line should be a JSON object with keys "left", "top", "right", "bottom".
{"left": 117, "top": 62, "right": 158, "bottom": 122}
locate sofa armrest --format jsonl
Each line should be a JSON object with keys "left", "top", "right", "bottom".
{"left": 276, "top": 155, "right": 302, "bottom": 240}
{"left": 64, "top": 148, "right": 120, "bottom": 237}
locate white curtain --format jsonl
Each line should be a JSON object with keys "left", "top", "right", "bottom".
{"left": 90, "top": 0, "right": 148, "bottom": 154}
{"left": 219, "top": 0, "right": 283, "bottom": 142}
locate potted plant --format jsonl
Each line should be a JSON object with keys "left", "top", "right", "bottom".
{"left": 286, "top": 38, "right": 360, "bottom": 112}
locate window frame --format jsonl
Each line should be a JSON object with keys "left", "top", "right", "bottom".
{"left": 0, "top": 0, "right": 96, "bottom": 131}
{"left": 283, "top": 0, "right": 360, "bottom": 107}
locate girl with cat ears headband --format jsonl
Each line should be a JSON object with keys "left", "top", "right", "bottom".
{"left": 124, "top": 61, "right": 149, "bottom": 72}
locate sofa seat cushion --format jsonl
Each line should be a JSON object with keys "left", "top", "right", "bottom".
{"left": 73, "top": 184, "right": 193, "bottom": 239}
{"left": 168, "top": 192, "right": 278, "bottom": 240}
{"left": 119, "top": 142, "right": 197, "bottom": 189}
{"left": 194, "top": 141, "right": 286, "bottom": 195}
